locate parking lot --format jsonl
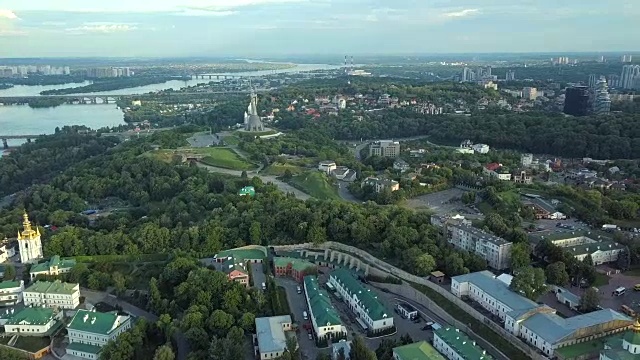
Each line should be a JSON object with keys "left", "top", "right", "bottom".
{"left": 404, "top": 188, "right": 483, "bottom": 220}
{"left": 251, "top": 262, "right": 266, "bottom": 291}
{"left": 187, "top": 132, "right": 219, "bottom": 147}
{"left": 274, "top": 277, "right": 319, "bottom": 360}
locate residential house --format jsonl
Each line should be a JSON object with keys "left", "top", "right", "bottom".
{"left": 4, "top": 307, "right": 62, "bottom": 336}
{"left": 393, "top": 341, "right": 446, "bottom": 360}
{"left": 274, "top": 257, "right": 316, "bottom": 282}
{"left": 331, "top": 166, "right": 357, "bottom": 182}
{"left": 66, "top": 309, "right": 132, "bottom": 359}
{"left": 460, "top": 140, "right": 473, "bottom": 149}
{"left": 30, "top": 255, "right": 77, "bottom": 280}
{"left": 303, "top": 276, "right": 346, "bottom": 340}
{"left": 23, "top": 280, "right": 80, "bottom": 309}
{"left": 0, "top": 280, "right": 24, "bottom": 306}
{"left": 221, "top": 256, "right": 250, "bottom": 287}
{"left": 483, "top": 163, "right": 512, "bottom": 181}
{"left": 255, "top": 315, "right": 295, "bottom": 359}
{"left": 318, "top": 161, "right": 337, "bottom": 174}
{"left": 369, "top": 140, "right": 400, "bottom": 158}
{"left": 512, "top": 171, "right": 532, "bottom": 185}
{"left": 328, "top": 268, "right": 394, "bottom": 333}
{"left": 393, "top": 159, "right": 411, "bottom": 173}
{"left": 433, "top": 327, "right": 494, "bottom": 360}
{"left": 361, "top": 177, "right": 400, "bottom": 193}
{"left": 472, "top": 144, "right": 490, "bottom": 154}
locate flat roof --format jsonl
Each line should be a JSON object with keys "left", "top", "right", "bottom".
{"left": 452, "top": 271, "right": 540, "bottom": 314}
{"left": 449, "top": 223, "right": 511, "bottom": 246}
{"left": 522, "top": 309, "right": 632, "bottom": 345}
{"left": 215, "top": 246, "right": 267, "bottom": 262}
{"left": 434, "top": 327, "right": 494, "bottom": 359}
{"left": 67, "top": 342, "right": 103, "bottom": 355}
{"left": 255, "top": 315, "right": 291, "bottom": 354}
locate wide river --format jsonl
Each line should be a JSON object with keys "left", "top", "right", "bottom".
{"left": 0, "top": 63, "right": 341, "bottom": 156}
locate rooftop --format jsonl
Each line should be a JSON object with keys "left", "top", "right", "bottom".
{"left": 0, "top": 280, "right": 22, "bottom": 290}
{"left": 393, "top": 341, "right": 446, "bottom": 360}
{"left": 449, "top": 223, "right": 511, "bottom": 246}
{"left": 255, "top": 315, "right": 292, "bottom": 354}
{"left": 564, "top": 240, "right": 625, "bottom": 256}
{"left": 274, "top": 257, "right": 316, "bottom": 273}
{"left": 67, "top": 342, "right": 103, "bottom": 355}
{"left": 452, "top": 271, "right": 540, "bottom": 314}
{"left": 6, "top": 307, "right": 55, "bottom": 326}
{"left": 522, "top": 309, "right": 632, "bottom": 345}
{"left": 330, "top": 268, "right": 389, "bottom": 321}
{"left": 30, "top": 255, "right": 77, "bottom": 274}
{"left": 215, "top": 246, "right": 267, "bottom": 262}
{"left": 25, "top": 280, "right": 79, "bottom": 295}
{"left": 304, "top": 276, "right": 342, "bottom": 328}
{"left": 434, "top": 327, "right": 494, "bottom": 360}
{"left": 68, "top": 309, "right": 130, "bottom": 336}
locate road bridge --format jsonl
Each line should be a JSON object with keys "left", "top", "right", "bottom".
{"left": 193, "top": 74, "right": 243, "bottom": 80}
{"left": 0, "top": 134, "right": 45, "bottom": 149}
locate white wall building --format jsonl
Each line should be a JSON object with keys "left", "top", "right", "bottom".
{"left": 0, "top": 241, "right": 16, "bottom": 263}
{"left": 23, "top": 280, "right": 80, "bottom": 309}
{"left": 440, "top": 221, "right": 512, "bottom": 270}
{"left": 472, "top": 144, "right": 490, "bottom": 154}
{"left": 67, "top": 309, "right": 132, "bottom": 359}
{"left": 318, "top": 161, "right": 337, "bottom": 174}
{"left": 4, "top": 307, "right": 61, "bottom": 336}
{"left": 546, "top": 234, "right": 625, "bottom": 265}
{"left": 433, "top": 327, "right": 494, "bottom": 360}
{"left": 328, "top": 268, "right": 393, "bottom": 333}
{"left": 17, "top": 213, "right": 43, "bottom": 264}
{"left": 255, "top": 315, "right": 295, "bottom": 359}
{"left": 0, "top": 280, "right": 24, "bottom": 306}
{"left": 303, "top": 275, "right": 346, "bottom": 340}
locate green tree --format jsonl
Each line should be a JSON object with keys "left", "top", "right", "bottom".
{"left": 249, "top": 221, "right": 262, "bottom": 245}
{"left": 112, "top": 272, "right": 126, "bottom": 295}
{"left": 510, "top": 243, "right": 531, "bottom": 271}
{"left": 239, "top": 312, "right": 256, "bottom": 333}
{"left": 579, "top": 287, "right": 600, "bottom": 312}
{"left": 545, "top": 262, "right": 569, "bottom": 286}
{"left": 414, "top": 253, "right": 436, "bottom": 276}
{"left": 3, "top": 264, "right": 16, "bottom": 281}
{"left": 153, "top": 344, "right": 175, "bottom": 360}
{"left": 349, "top": 336, "right": 377, "bottom": 360}
{"left": 510, "top": 266, "right": 547, "bottom": 301}
{"left": 206, "top": 309, "right": 235, "bottom": 336}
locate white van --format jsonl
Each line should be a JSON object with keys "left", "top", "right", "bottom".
{"left": 303, "top": 311, "right": 308, "bottom": 320}
{"left": 261, "top": 282, "right": 266, "bottom": 290}
{"left": 297, "top": 286, "right": 302, "bottom": 294}
{"left": 614, "top": 287, "right": 626, "bottom": 296}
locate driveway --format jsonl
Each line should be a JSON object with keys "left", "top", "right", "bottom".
{"left": 251, "top": 262, "right": 266, "bottom": 290}
{"left": 274, "top": 277, "right": 318, "bottom": 360}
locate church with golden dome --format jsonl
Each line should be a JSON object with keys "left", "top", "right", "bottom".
{"left": 601, "top": 318, "right": 640, "bottom": 359}
{"left": 17, "top": 212, "right": 43, "bottom": 264}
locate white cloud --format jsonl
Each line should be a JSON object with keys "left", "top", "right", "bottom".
{"left": 183, "top": 0, "right": 307, "bottom": 11}
{"left": 176, "top": 9, "right": 236, "bottom": 16}
{"left": 0, "top": 9, "right": 19, "bottom": 19}
{"left": 442, "top": 8, "right": 479, "bottom": 18}
{"left": 66, "top": 22, "right": 138, "bottom": 33}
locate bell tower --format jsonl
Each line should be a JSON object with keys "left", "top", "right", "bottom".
{"left": 17, "top": 212, "right": 43, "bottom": 264}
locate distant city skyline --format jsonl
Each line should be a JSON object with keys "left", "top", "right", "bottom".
{"left": 1, "top": 0, "right": 639, "bottom": 57}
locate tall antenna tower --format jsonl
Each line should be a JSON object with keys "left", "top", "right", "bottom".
{"left": 350, "top": 56, "right": 354, "bottom": 72}
{"left": 344, "top": 55, "right": 348, "bottom": 74}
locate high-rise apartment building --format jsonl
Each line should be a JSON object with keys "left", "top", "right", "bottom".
{"left": 622, "top": 55, "right": 633, "bottom": 63}
{"left": 588, "top": 74, "right": 597, "bottom": 89}
{"left": 620, "top": 65, "right": 640, "bottom": 89}
{"left": 522, "top": 87, "right": 538, "bottom": 100}
{"left": 369, "top": 140, "right": 400, "bottom": 158}
{"left": 592, "top": 76, "right": 611, "bottom": 115}
{"left": 564, "top": 86, "right": 590, "bottom": 116}
{"left": 505, "top": 70, "right": 515, "bottom": 81}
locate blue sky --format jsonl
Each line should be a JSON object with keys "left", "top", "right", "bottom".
{"left": 0, "top": 0, "right": 638, "bottom": 57}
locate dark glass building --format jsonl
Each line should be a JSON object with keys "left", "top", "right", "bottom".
{"left": 563, "top": 86, "right": 590, "bottom": 116}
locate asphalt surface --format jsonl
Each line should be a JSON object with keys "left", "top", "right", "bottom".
{"left": 275, "top": 278, "right": 318, "bottom": 360}
{"left": 251, "top": 262, "right": 267, "bottom": 290}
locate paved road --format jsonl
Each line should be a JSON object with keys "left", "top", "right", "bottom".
{"left": 81, "top": 289, "right": 189, "bottom": 360}
{"left": 275, "top": 278, "right": 318, "bottom": 360}
{"left": 337, "top": 182, "right": 360, "bottom": 203}
{"left": 251, "top": 262, "right": 267, "bottom": 290}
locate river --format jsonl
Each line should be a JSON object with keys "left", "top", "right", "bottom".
{"left": 0, "top": 63, "right": 341, "bottom": 157}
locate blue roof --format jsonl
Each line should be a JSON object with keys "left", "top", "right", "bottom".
{"left": 255, "top": 315, "right": 291, "bottom": 354}
{"left": 556, "top": 287, "right": 580, "bottom": 304}
{"left": 452, "top": 271, "right": 540, "bottom": 314}
{"left": 522, "top": 309, "right": 632, "bottom": 345}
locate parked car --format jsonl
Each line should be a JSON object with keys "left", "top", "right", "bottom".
{"left": 307, "top": 333, "right": 313, "bottom": 340}
{"left": 422, "top": 322, "right": 434, "bottom": 330}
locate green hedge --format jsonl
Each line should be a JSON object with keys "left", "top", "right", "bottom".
{"left": 68, "top": 254, "right": 169, "bottom": 263}
{"left": 411, "top": 283, "right": 527, "bottom": 360}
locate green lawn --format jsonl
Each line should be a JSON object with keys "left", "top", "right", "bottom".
{"left": 262, "top": 162, "right": 305, "bottom": 176}
{"left": 593, "top": 273, "right": 611, "bottom": 287}
{"left": 198, "top": 148, "right": 256, "bottom": 170}
{"left": 12, "top": 336, "right": 50, "bottom": 352}
{"left": 289, "top": 171, "right": 340, "bottom": 200}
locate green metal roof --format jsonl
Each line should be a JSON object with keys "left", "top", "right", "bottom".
{"left": 304, "top": 276, "right": 342, "bottom": 328}
{"left": 0, "top": 280, "right": 22, "bottom": 290}
{"left": 393, "top": 341, "right": 446, "bottom": 360}
{"left": 68, "top": 310, "right": 128, "bottom": 335}
{"left": 221, "top": 256, "right": 247, "bottom": 275}
{"left": 624, "top": 327, "right": 640, "bottom": 346}
{"left": 238, "top": 186, "right": 256, "bottom": 196}
{"left": 329, "top": 268, "right": 389, "bottom": 321}
{"left": 6, "top": 307, "right": 55, "bottom": 326}
{"left": 216, "top": 246, "right": 267, "bottom": 262}
{"left": 30, "top": 256, "right": 77, "bottom": 274}
{"left": 434, "top": 327, "right": 494, "bottom": 360}
{"left": 67, "top": 342, "right": 103, "bottom": 355}
{"left": 274, "top": 257, "right": 316, "bottom": 272}
{"left": 25, "top": 280, "right": 78, "bottom": 295}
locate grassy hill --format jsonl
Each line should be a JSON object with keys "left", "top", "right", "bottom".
{"left": 289, "top": 171, "right": 340, "bottom": 200}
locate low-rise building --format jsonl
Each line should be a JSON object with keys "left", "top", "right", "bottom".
{"left": 221, "top": 257, "right": 250, "bottom": 287}
{"left": 369, "top": 140, "right": 400, "bottom": 158}
{"left": 600, "top": 319, "right": 640, "bottom": 360}
{"left": 30, "top": 255, "right": 77, "bottom": 280}
{"left": 395, "top": 303, "right": 418, "bottom": 320}
{"left": 214, "top": 246, "right": 267, "bottom": 286}
{"left": 255, "top": 315, "right": 294, "bottom": 359}
{"left": 4, "top": 307, "right": 62, "bottom": 336}
{"left": 512, "top": 171, "right": 532, "bottom": 184}
{"left": 274, "top": 257, "right": 316, "bottom": 282}
{"left": 303, "top": 276, "right": 346, "bottom": 340}
{"left": 0, "top": 239, "right": 16, "bottom": 263}
{"left": 318, "top": 161, "right": 337, "bottom": 174}
{"left": 0, "top": 280, "right": 24, "bottom": 306}
{"left": 553, "top": 286, "right": 580, "bottom": 311}
{"left": 433, "top": 327, "right": 494, "bottom": 360}
{"left": 483, "top": 163, "right": 512, "bottom": 181}
{"left": 393, "top": 341, "right": 446, "bottom": 360}
{"left": 361, "top": 177, "right": 400, "bottom": 193}
{"left": 440, "top": 220, "right": 512, "bottom": 270}
{"left": 393, "top": 159, "right": 411, "bottom": 173}
{"left": 472, "top": 144, "right": 490, "bottom": 154}
{"left": 328, "top": 268, "right": 393, "bottom": 333}
{"left": 23, "top": 280, "right": 80, "bottom": 309}
{"left": 536, "top": 233, "right": 625, "bottom": 265}
{"left": 67, "top": 309, "right": 133, "bottom": 359}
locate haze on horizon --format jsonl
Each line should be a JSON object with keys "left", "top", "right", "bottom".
{"left": 1, "top": 0, "right": 638, "bottom": 58}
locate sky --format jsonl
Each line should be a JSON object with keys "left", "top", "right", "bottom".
{"left": 0, "top": 0, "right": 639, "bottom": 58}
